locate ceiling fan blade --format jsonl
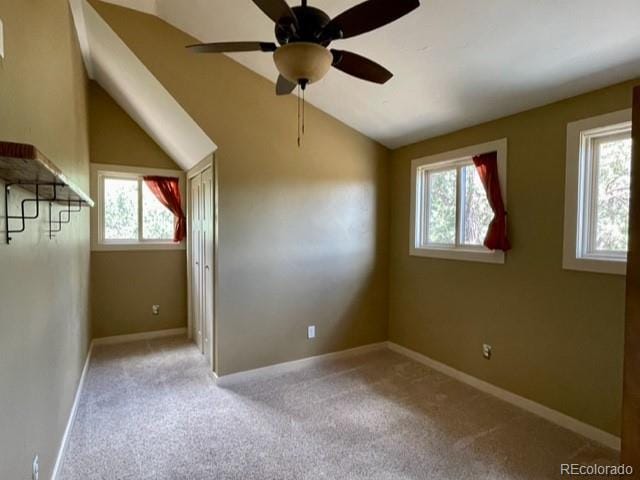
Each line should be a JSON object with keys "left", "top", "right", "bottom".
{"left": 324, "top": 0, "right": 419, "bottom": 41}
{"left": 331, "top": 50, "right": 393, "bottom": 84}
{"left": 186, "top": 42, "right": 277, "bottom": 53}
{"left": 252, "top": 0, "right": 297, "bottom": 25}
{"left": 276, "top": 75, "right": 297, "bottom": 96}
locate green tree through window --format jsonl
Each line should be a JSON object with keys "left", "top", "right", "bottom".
{"left": 595, "top": 138, "right": 631, "bottom": 252}
{"left": 102, "top": 176, "right": 175, "bottom": 243}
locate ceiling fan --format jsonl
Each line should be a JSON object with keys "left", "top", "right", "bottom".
{"left": 186, "top": 0, "right": 421, "bottom": 95}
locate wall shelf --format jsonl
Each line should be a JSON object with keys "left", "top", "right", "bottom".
{"left": 0, "top": 141, "right": 94, "bottom": 243}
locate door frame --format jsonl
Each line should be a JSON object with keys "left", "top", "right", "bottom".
{"left": 187, "top": 154, "right": 219, "bottom": 374}
{"left": 622, "top": 86, "right": 640, "bottom": 470}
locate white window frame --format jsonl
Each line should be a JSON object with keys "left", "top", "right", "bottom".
{"left": 410, "top": 139, "right": 508, "bottom": 264}
{"left": 563, "top": 110, "right": 632, "bottom": 275}
{"left": 90, "top": 164, "right": 186, "bottom": 251}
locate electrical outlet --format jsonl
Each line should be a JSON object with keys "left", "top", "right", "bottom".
{"left": 483, "top": 344, "right": 492, "bottom": 360}
{"left": 307, "top": 325, "right": 316, "bottom": 339}
{"left": 32, "top": 455, "right": 39, "bottom": 480}
{"left": 152, "top": 305, "right": 160, "bottom": 316}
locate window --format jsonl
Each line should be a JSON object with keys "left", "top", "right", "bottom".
{"left": 564, "top": 110, "right": 632, "bottom": 275}
{"left": 410, "top": 139, "right": 508, "bottom": 264}
{"left": 91, "top": 164, "right": 185, "bottom": 251}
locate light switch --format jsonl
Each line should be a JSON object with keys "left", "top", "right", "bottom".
{"left": 308, "top": 325, "right": 316, "bottom": 339}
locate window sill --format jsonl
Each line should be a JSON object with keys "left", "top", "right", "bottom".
{"left": 410, "top": 246, "right": 505, "bottom": 264}
{"left": 91, "top": 242, "right": 186, "bottom": 252}
{"left": 563, "top": 256, "right": 626, "bottom": 275}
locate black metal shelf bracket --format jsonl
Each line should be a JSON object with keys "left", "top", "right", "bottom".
{"left": 49, "top": 199, "right": 83, "bottom": 239}
{"left": 3, "top": 182, "right": 88, "bottom": 244}
{"left": 5, "top": 183, "right": 58, "bottom": 244}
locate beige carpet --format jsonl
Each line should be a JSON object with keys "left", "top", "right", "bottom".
{"left": 59, "top": 336, "right": 617, "bottom": 479}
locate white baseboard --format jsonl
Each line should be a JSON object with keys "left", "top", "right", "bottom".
{"left": 216, "top": 342, "right": 387, "bottom": 387}
{"left": 48, "top": 335, "right": 619, "bottom": 478}
{"left": 51, "top": 327, "right": 188, "bottom": 478}
{"left": 387, "top": 342, "right": 621, "bottom": 451}
{"left": 51, "top": 341, "right": 94, "bottom": 480}
{"left": 92, "top": 328, "right": 187, "bottom": 346}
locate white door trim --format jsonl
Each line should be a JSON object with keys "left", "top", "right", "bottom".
{"left": 186, "top": 154, "right": 218, "bottom": 374}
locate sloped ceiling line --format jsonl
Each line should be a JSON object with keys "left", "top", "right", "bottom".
{"left": 69, "top": 0, "right": 216, "bottom": 171}
{"left": 114, "top": 0, "right": 640, "bottom": 149}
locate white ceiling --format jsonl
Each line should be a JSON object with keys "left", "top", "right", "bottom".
{"left": 71, "top": 0, "right": 216, "bottom": 170}
{"left": 103, "top": 0, "right": 640, "bottom": 149}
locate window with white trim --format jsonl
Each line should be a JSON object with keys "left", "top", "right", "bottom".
{"left": 410, "top": 139, "right": 508, "bottom": 264}
{"left": 564, "top": 110, "right": 632, "bottom": 275}
{"left": 91, "top": 164, "right": 185, "bottom": 251}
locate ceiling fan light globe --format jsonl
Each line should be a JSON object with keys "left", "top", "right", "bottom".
{"left": 273, "top": 42, "right": 332, "bottom": 85}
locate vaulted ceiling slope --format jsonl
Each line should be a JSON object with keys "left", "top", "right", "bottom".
{"left": 69, "top": 0, "right": 216, "bottom": 170}
{"left": 102, "top": 0, "right": 640, "bottom": 149}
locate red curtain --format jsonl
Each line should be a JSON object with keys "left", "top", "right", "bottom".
{"left": 143, "top": 176, "right": 186, "bottom": 242}
{"left": 472, "top": 152, "right": 511, "bottom": 251}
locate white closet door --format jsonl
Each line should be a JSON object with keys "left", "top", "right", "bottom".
{"left": 201, "top": 167, "right": 215, "bottom": 369}
{"left": 190, "top": 174, "right": 204, "bottom": 354}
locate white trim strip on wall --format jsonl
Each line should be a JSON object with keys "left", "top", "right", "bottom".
{"left": 386, "top": 342, "right": 621, "bottom": 451}
{"left": 92, "top": 328, "right": 188, "bottom": 346}
{"left": 217, "top": 340, "right": 619, "bottom": 449}
{"left": 51, "top": 335, "right": 620, "bottom": 479}
{"left": 51, "top": 342, "right": 94, "bottom": 480}
{"left": 51, "top": 328, "right": 188, "bottom": 479}
{"left": 215, "top": 343, "right": 388, "bottom": 388}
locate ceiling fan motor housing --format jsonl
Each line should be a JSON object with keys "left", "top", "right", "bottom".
{"left": 273, "top": 42, "right": 333, "bottom": 85}
{"left": 187, "top": 0, "right": 421, "bottom": 93}
{"left": 275, "top": 6, "right": 332, "bottom": 45}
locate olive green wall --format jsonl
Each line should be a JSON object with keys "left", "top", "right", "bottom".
{"left": 91, "top": 249, "right": 187, "bottom": 337}
{"left": 91, "top": 1, "right": 390, "bottom": 375}
{"left": 0, "top": 1, "right": 91, "bottom": 478}
{"left": 89, "top": 82, "right": 187, "bottom": 338}
{"left": 390, "top": 79, "right": 639, "bottom": 436}
{"left": 89, "top": 82, "right": 178, "bottom": 170}
{"left": 89, "top": 0, "right": 633, "bottom": 437}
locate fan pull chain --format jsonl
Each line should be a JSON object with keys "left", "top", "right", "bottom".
{"left": 296, "top": 84, "right": 307, "bottom": 148}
